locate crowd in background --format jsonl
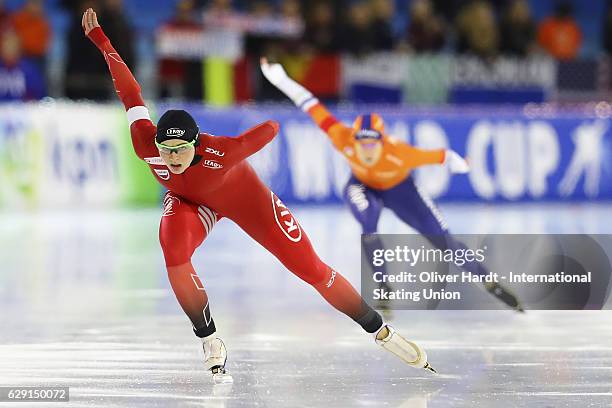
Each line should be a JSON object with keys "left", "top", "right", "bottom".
{"left": 165, "top": 0, "right": 610, "bottom": 59}
{"left": 0, "top": 0, "right": 49, "bottom": 100}
{"left": 0, "top": 0, "right": 610, "bottom": 101}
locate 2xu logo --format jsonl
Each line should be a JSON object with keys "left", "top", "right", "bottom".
{"left": 205, "top": 147, "right": 225, "bottom": 157}
{"left": 271, "top": 192, "right": 302, "bottom": 242}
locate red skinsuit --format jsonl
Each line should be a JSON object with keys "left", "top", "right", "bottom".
{"left": 87, "top": 27, "right": 380, "bottom": 336}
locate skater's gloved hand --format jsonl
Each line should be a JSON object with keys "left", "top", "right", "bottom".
{"left": 260, "top": 58, "right": 290, "bottom": 87}
{"left": 82, "top": 8, "right": 100, "bottom": 36}
{"left": 260, "top": 57, "right": 315, "bottom": 111}
{"left": 82, "top": 8, "right": 109, "bottom": 49}
{"left": 444, "top": 150, "right": 469, "bottom": 174}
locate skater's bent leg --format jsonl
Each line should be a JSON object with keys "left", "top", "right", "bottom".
{"left": 159, "top": 192, "right": 219, "bottom": 337}
{"left": 284, "top": 254, "right": 383, "bottom": 333}
{"left": 166, "top": 262, "right": 216, "bottom": 337}
{"left": 382, "top": 176, "right": 448, "bottom": 235}
{"left": 255, "top": 192, "right": 384, "bottom": 333}
{"left": 344, "top": 179, "right": 389, "bottom": 282}
{"left": 384, "top": 177, "right": 489, "bottom": 276}
{"left": 344, "top": 178, "right": 382, "bottom": 235}
{"left": 345, "top": 178, "right": 393, "bottom": 314}
{"left": 311, "top": 267, "right": 383, "bottom": 333}
{"left": 229, "top": 182, "right": 384, "bottom": 334}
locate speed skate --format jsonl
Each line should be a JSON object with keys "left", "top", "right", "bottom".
{"left": 202, "top": 336, "right": 233, "bottom": 384}
{"left": 375, "top": 325, "right": 437, "bottom": 374}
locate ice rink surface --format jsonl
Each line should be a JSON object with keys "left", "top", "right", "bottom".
{"left": 1, "top": 203, "right": 612, "bottom": 408}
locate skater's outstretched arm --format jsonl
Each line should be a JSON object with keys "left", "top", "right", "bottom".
{"left": 217, "top": 120, "right": 280, "bottom": 166}
{"left": 260, "top": 58, "right": 468, "bottom": 173}
{"left": 260, "top": 58, "right": 353, "bottom": 151}
{"left": 398, "top": 143, "right": 445, "bottom": 167}
{"left": 82, "top": 8, "right": 155, "bottom": 158}
{"left": 396, "top": 143, "right": 469, "bottom": 174}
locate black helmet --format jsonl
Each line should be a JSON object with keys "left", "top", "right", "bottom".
{"left": 156, "top": 110, "right": 199, "bottom": 144}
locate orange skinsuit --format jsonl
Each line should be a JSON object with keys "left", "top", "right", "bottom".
{"left": 306, "top": 103, "right": 446, "bottom": 190}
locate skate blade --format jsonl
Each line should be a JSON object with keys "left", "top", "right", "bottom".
{"left": 212, "top": 372, "right": 234, "bottom": 384}
{"left": 423, "top": 362, "right": 437, "bottom": 374}
{"left": 211, "top": 366, "right": 233, "bottom": 384}
{"left": 486, "top": 284, "right": 524, "bottom": 312}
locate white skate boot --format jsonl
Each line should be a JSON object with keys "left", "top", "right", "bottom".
{"left": 375, "top": 325, "right": 437, "bottom": 374}
{"left": 202, "top": 335, "right": 233, "bottom": 383}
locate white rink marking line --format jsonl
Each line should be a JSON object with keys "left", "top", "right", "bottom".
{"left": 499, "top": 392, "right": 612, "bottom": 396}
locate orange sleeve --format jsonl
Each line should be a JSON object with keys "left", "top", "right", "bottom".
{"left": 397, "top": 143, "right": 446, "bottom": 169}
{"left": 306, "top": 103, "right": 353, "bottom": 151}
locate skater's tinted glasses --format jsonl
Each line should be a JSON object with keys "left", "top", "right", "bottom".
{"left": 156, "top": 140, "right": 197, "bottom": 154}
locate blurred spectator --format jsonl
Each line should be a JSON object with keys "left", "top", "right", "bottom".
{"left": 304, "top": 1, "right": 338, "bottom": 53}
{"left": 281, "top": 0, "right": 301, "bottom": 20}
{"left": 243, "top": 1, "right": 279, "bottom": 56}
{"left": 250, "top": 1, "right": 273, "bottom": 18}
{"left": 203, "top": 0, "right": 234, "bottom": 28}
{"left": 207, "top": 0, "right": 233, "bottom": 14}
{"left": 0, "top": 29, "right": 45, "bottom": 101}
{"left": 338, "top": 1, "right": 377, "bottom": 55}
{"left": 158, "top": 0, "right": 203, "bottom": 100}
{"left": 62, "top": 0, "right": 133, "bottom": 100}
{"left": 99, "top": 0, "right": 134, "bottom": 69}
{"left": 246, "top": 0, "right": 305, "bottom": 56}
{"left": 456, "top": 0, "right": 499, "bottom": 58}
{"left": 603, "top": 1, "right": 612, "bottom": 55}
{"left": 430, "top": 0, "right": 462, "bottom": 24}
{"left": 370, "top": 0, "right": 395, "bottom": 51}
{"left": 407, "top": 0, "right": 446, "bottom": 53}
{"left": 500, "top": 0, "right": 536, "bottom": 56}
{"left": 164, "top": 0, "right": 201, "bottom": 30}
{"left": 275, "top": 0, "right": 304, "bottom": 52}
{"left": 64, "top": 0, "right": 112, "bottom": 100}
{"left": 10, "top": 0, "right": 51, "bottom": 69}
{"left": 537, "top": 1, "right": 582, "bottom": 60}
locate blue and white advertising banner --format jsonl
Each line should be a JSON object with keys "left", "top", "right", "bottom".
{"left": 172, "top": 104, "right": 612, "bottom": 204}
{"left": 0, "top": 102, "right": 158, "bottom": 209}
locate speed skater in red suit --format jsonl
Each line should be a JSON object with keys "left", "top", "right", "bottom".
{"left": 81, "top": 8, "right": 437, "bottom": 380}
